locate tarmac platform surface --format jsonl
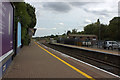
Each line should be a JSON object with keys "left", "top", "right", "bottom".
{"left": 3, "top": 41, "right": 119, "bottom": 79}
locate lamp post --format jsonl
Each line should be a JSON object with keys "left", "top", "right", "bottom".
{"left": 99, "top": 23, "right": 101, "bottom": 48}
{"left": 97, "top": 19, "right": 100, "bottom": 48}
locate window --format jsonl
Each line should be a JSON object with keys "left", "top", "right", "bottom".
{"left": 109, "top": 42, "right": 112, "bottom": 44}
{"left": 112, "top": 42, "right": 117, "bottom": 44}
{"left": 105, "top": 42, "right": 107, "bottom": 44}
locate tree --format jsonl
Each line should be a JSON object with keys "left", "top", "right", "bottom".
{"left": 67, "top": 30, "right": 71, "bottom": 35}
{"left": 26, "top": 3, "right": 36, "bottom": 28}
{"left": 50, "top": 35, "right": 55, "bottom": 38}
{"left": 84, "top": 19, "right": 109, "bottom": 40}
{"left": 83, "top": 17, "right": 120, "bottom": 41}
{"left": 72, "top": 29, "right": 77, "bottom": 34}
{"left": 108, "top": 17, "right": 120, "bottom": 41}
{"left": 13, "top": 2, "right": 36, "bottom": 45}
{"left": 14, "top": 2, "right": 31, "bottom": 27}
{"left": 78, "top": 31, "right": 84, "bottom": 34}
{"left": 99, "top": 24, "right": 108, "bottom": 40}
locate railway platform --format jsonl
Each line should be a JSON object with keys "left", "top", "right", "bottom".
{"left": 2, "top": 41, "right": 120, "bottom": 80}
{"left": 52, "top": 43, "right": 120, "bottom": 56}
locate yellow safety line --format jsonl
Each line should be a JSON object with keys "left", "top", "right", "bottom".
{"left": 34, "top": 42, "right": 96, "bottom": 80}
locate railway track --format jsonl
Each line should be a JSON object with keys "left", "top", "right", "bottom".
{"left": 43, "top": 43, "right": 120, "bottom": 76}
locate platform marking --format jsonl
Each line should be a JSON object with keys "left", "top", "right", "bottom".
{"left": 35, "top": 42, "right": 95, "bottom": 80}
{"left": 47, "top": 46, "right": 120, "bottom": 78}
{"left": 39, "top": 43, "right": 120, "bottom": 78}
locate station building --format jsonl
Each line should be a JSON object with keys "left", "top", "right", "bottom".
{"left": 68, "top": 34, "right": 98, "bottom": 45}
{"left": 68, "top": 34, "right": 98, "bottom": 41}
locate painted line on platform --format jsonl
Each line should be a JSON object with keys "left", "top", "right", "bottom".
{"left": 48, "top": 46, "right": 120, "bottom": 78}
{"left": 34, "top": 42, "right": 95, "bottom": 80}
{"left": 39, "top": 43, "right": 120, "bottom": 78}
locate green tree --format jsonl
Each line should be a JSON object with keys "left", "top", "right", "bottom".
{"left": 108, "top": 17, "right": 120, "bottom": 40}
{"left": 84, "top": 19, "right": 109, "bottom": 40}
{"left": 50, "top": 35, "right": 55, "bottom": 38}
{"left": 26, "top": 3, "right": 36, "bottom": 28}
{"left": 78, "top": 31, "right": 84, "bottom": 34}
{"left": 13, "top": 2, "right": 36, "bottom": 45}
{"left": 99, "top": 24, "right": 108, "bottom": 40}
{"left": 14, "top": 2, "right": 31, "bottom": 27}
{"left": 71, "top": 29, "right": 77, "bottom": 34}
{"left": 67, "top": 30, "right": 71, "bottom": 35}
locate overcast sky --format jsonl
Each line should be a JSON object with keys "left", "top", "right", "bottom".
{"left": 25, "top": 0, "right": 119, "bottom": 37}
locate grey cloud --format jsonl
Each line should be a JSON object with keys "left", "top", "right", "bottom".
{"left": 84, "top": 19, "right": 92, "bottom": 24}
{"left": 69, "top": 2, "right": 97, "bottom": 7}
{"left": 83, "top": 8, "right": 109, "bottom": 16}
{"left": 43, "top": 2, "right": 72, "bottom": 13}
{"left": 118, "top": 1, "right": 120, "bottom": 17}
{"left": 69, "top": 2, "right": 110, "bottom": 16}
{"left": 0, "top": 0, "right": 24, "bottom": 2}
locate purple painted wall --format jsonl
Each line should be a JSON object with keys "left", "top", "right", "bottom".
{"left": 0, "top": 3, "right": 2, "bottom": 57}
{"left": 0, "top": 2, "right": 13, "bottom": 56}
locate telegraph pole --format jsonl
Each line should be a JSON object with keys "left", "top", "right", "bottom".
{"left": 97, "top": 19, "right": 101, "bottom": 48}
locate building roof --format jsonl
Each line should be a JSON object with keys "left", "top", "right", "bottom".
{"left": 68, "top": 34, "right": 97, "bottom": 37}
